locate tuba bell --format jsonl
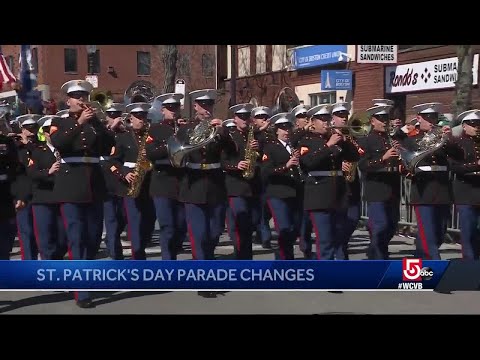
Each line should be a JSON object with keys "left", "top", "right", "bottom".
{"left": 124, "top": 80, "right": 157, "bottom": 105}
{"left": 271, "top": 87, "right": 301, "bottom": 116}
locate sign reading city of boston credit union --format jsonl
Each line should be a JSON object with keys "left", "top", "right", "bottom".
{"left": 385, "top": 54, "right": 479, "bottom": 93}
{"left": 291, "top": 45, "right": 348, "bottom": 70}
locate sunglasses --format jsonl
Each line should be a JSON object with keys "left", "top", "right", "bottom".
{"left": 254, "top": 114, "right": 269, "bottom": 120}
{"left": 43, "top": 126, "right": 51, "bottom": 133}
{"left": 295, "top": 113, "right": 307, "bottom": 118}
{"left": 236, "top": 113, "right": 251, "bottom": 120}
{"left": 312, "top": 115, "right": 331, "bottom": 121}
{"left": 106, "top": 111, "right": 123, "bottom": 118}
{"left": 374, "top": 114, "right": 390, "bottom": 122}
{"left": 164, "top": 104, "right": 180, "bottom": 111}
{"left": 68, "top": 92, "right": 89, "bottom": 100}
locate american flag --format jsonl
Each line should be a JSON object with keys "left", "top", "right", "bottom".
{"left": 18, "top": 45, "right": 43, "bottom": 114}
{"left": 0, "top": 50, "right": 17, "bottom": 91}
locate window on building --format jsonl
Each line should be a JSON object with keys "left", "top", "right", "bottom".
{"left": 64, "top": 48, "right": 77, "bottom": 73}
{"left": 137, "top": 51, "right": 151, "bottom": 76}
{"left": 31, "top": 47, "right": 38, "bottom": 74}
{"left": 202, "top": 53, "right": 214, "bottom": 77}
{"left": 6, "top": 56, "right": 14, "bottom": 75}
{"left": 256, "top": 45, "right": 266, "bottom": 74}
{"left": 178, "top": 54, "right": 191, "bottom": 77}
{"left": 87, "top": 49, "right": 100, "bottom": 74}
{"left": 309, "top": 92, "right": 336, "bottom": 106}
{"left": 238, "top": 46, "right": 250, "bottom": 77}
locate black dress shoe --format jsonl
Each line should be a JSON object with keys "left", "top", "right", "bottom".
{"left": 76, "top": 299, "right": 95, "bottom": 308}
{"left": 197, "top": 291, "right": 217, "bottom": 298}
{"left": 262, "top": 241, "right": 272, "bottom": 249}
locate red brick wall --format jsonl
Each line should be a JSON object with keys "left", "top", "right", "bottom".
{"left": 0, "top": 45, "right": 216, "bottom": 105}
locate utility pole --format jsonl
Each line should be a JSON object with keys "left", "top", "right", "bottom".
{"left": 230, "top": 45, "right": 237, "bottom": 106}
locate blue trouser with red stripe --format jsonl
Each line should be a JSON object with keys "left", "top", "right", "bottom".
{"left": 32, "top": 204, "right": 67, "bottom": 260}
{"left": 335, "top": 201, "right": 361, "bottom": 260}
{"left": 299, "top": 211, "right": 313, "bottom": 257}
{"left": 61, "top": 202, "right": 103, "bottom": 302}
{"left": 413, "top": 204, "right": 450, "bottom": 260}
{"left": 226, "top": 196, "right": 258, "bottom": 260}
{"left": 185, "top": 203, "right": 225, "bottom": 260}
{"left": 153, "top": 197, "right": 186, "bottom": 260}
{"left": 16, "top": 203, "right": 38, "bottom": 260}
{"left": 123, "top": 196, "right": 155, "bottom": 260}
{"left": 0, "top": 218, "right": 16, "bottom": 260}
{"left": 103, "top": 195, "right": 126, "bottom": 260}
{"left": 267, "top": 197, "right": 301, "bottom": 260}
{"left": 457, "top": 205, "right": 480, "bottom": 260}
{"left": 309, "top": 209, "right": 337, "bottom": 260}
{"left": 254, "top": 188, "right": 272, "bottom": 245}
{"left": 367, "top": 200, "right": 400, "bottom": 260}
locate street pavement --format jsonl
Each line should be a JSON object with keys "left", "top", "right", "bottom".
{"left": 1, "top": 228, "right": 478, "bottom": 315}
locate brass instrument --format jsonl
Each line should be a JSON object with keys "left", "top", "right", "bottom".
{"left": 394, "top": 124, "right": 448, "bottom": 173}
{"left": 81, "top": 101, "right": 107, "bottom": 123}
{"left": 331, "top": 112, "right": 371, "bottom": 183}
{"left": 124, "top": 80, "right": 157, "bottom": 105}
{"left": 126, "top": 123, "right": 153, "bottom": 198}
{"left": 167, "top": 111, "right": 220, "bottom": 168}
{"left": 242, "top": 124, "right": 258, "bottom": 180}
{"left": 90, "top": 89, "right": 114, "bottom": 111}
{"left": 271, "top": 87, "right": 301, "bottom": 115}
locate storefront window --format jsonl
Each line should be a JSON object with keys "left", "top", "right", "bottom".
{"left": 310, "top": 92, "right": 336, "bottom": 106}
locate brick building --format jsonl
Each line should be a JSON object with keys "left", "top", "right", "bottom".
{"left": 352, "top": 45, "right": 480, "bottom": 122}
{"left": 217, "top": 45, "right": 480, "bottom": 121}
{"left": 0, "top": 44, "right": 218, "bottom": 116}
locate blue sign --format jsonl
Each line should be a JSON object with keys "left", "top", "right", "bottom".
{"left": 291, "top": 45, "right": 349, "bottom": 70}
{"left": 321, "top": 70, "right": 353, "bottom": 90}
{"left": 0, "top": 260, "right": 452, "bottom": 290}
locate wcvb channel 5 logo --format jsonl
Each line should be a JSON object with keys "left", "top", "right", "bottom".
{"left": 402, "top": 258, "right": 434, "bottom": 281}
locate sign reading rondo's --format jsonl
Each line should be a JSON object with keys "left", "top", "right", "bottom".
{"left": 385, "top": 54, "right": 479, "bottom": 93}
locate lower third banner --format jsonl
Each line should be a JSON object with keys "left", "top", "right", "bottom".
{"left": 0, "top": 260, "right": 451, "bottom": 291}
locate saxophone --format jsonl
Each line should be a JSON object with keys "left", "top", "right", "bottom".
{"left": 126, "top": 123, "right": 153, "bottom": 198}
{"left": 242, "top": 125, "right": 258, "bottom": 180}
{"left": 344, "top": 135, "right": 359, "bottom": 183}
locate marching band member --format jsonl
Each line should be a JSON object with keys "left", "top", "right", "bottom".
{"left": 146, "top": 93, "right": 187, "bottom": 260}
{"left": 13, "top": 114, "right": 41, "bottom": 260}
{"left": 100, "top": 103, "right": 128, "bottom": 260}
{"left": 330, "top": 102, "right": 362, "bottom": 260}
{"left": 111, "top": 102, "right": 156, "bottom": 260}
{"left": 298, "top": 104, "right": 360, "bottom": 260}
{"left": 26, "top": 115, "right": 67, "bottom": 259}
{"left": 251, "top": 106, "right": 273, "bottom": 248}
{"left": 357, "top": 105, "right": 401, "bottom": 259}
{"left": 56, "top": 109, "right": 70, "bottom": 119}
{"left": 50, "top": 80, "right": 113, "bottom": 308}
{"left": 177, "top": 89, "right": 236, "bottom": 298}
{"left": 449, "top": 109, "right": 480, "bottom": 260}
{"left": 223, "top": 118, "right": 236, "bottom": 132}
{"left": 176, "top": 89, "right": 236, "bottom": 263}
{"left": 291, "top": 104, "right": 313, "bottom": 259}
{"left": 0, "top": 105, "right": 19, "bottom": 259}
{"left": 222, "top": 103, "right": 261, "bottom": 260}
{"left": 262, "top": 112, "right": 304, "bottom": 260}
{"left": 393, "top": 102, "right": 462, "bottom": 260}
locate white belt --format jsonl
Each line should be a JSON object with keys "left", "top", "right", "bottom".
{"left": 186, "top": 162, "right": 221, "bottom": 170}
{"left": 372, "top": 166, "right": 399, "bottom": 172}
{"left": 100, "top": 156, "right": 111, "bottom": 161}
{"left": 155, "top": 159, "right": 171, "bottom": 165}
{"left": 308, "top": 170, "right": 343, "bottom": 177}
{"left": 464, "top": 172, "right": 480, "bottom": 176}
{"left": 417, "top": 165, "right": 447, "bottom": 172}
{"left": 0, "top": 174, "right": 7, "bottom": 181}
{"left": 123, "top": 162, "right": 136, "bottom": 168}
{"left": 61, "top": 157, "right": 100, "bottom": 164}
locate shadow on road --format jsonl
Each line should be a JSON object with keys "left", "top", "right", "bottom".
{"left": 0, "top": 292, "right": 73, "bottom": 314}
{"left": 92, "top": 291, "right": 171, "bottom": 307}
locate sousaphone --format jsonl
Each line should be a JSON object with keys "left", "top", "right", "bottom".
{"left": 271, "top": 87, "right": 301, "bottom": 116}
